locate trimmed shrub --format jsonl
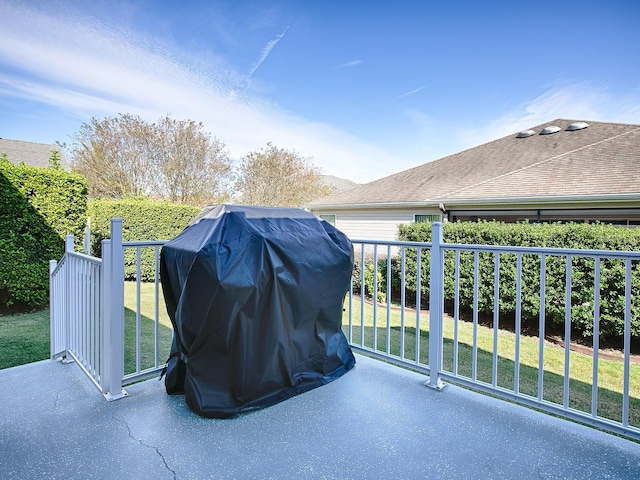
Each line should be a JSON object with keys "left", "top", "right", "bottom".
{"left": 352, "top": 254, "right": 386, "bottom": 304}
{"left": 0, "top": 159, "right": 87, "bottom": 308}
{"left": 398, "top": 221, "right": 640, "bottom": 340}
{"left": 88, "top": 198, "right": 200, "bottom": 281}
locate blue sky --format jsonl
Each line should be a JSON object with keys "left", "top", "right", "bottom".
{"left": 1, "top": 0, "right": 639, "bottom": 183}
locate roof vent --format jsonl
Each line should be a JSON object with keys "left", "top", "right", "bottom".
{"left": 566, "top": 121, "right": 589, "bottom": 131}
{"left": 516, "top": 129, "right": 535, "bottom": 138}
{"left": 540, "top": 125, "right": 561, "bottom": 135}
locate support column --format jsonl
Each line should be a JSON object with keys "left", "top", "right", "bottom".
{"left": 426, "top": 222, "right": 446, "bottom": 390}
{"left": 103, "top": 219, "right": 128, "bottom": 400}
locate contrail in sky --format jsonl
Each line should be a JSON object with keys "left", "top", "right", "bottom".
{"left": 336, "top": 60, "right": 363, "bottom": 68}
{"left": 397, "top": 85, "right": 427, "bottom": 99}
{"left": 246, "top": 24, "right": 293, "bottom": 81}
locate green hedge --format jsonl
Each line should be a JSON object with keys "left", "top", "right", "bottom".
{"left": 0, "top": 160, "right": 87, "bottom": 308}
{"left": 88, "top": 198, "right": 200, "bottom": 281}
{"left": 394, "top": 221, "right": 640, "bottom": 340}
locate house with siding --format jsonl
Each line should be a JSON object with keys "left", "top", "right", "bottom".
{"left": 0, "top": 138, "right": 69, "bottom": 170}
{"left": 306, "top": 119, "right": 640, "bottom": 241}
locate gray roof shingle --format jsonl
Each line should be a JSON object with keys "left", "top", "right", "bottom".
{"left": 307, "top": 119, "right": 640, "bottom": 208}
{"left": 0, "top": 138, "right": 69, "bottom": 170}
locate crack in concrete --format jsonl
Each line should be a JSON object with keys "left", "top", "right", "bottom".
{"left": 53, "top": 389, "right": 63, "bottom": 410}
{"left": 113, "top": 413, "right": 178, "bottom": 480}
{"left": 53, "top": 378, "right": 82, "bottom": 410}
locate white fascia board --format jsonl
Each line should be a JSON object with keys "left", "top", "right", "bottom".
{"left": 308, "top": 194, "right": 640, "bottom": 211}
{"left": 306, "top": 201, "right": 437, "bottom": 211}
{"left": 435, "top": 194, "right": 640, "bottom": 209}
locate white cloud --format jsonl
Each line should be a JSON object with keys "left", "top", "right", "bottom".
{"left": 336, "top": 60, "right": 363, "bottom": 68}
{"left": 0, "top": 2, "right": 397, "bottom": 183}
{"left": 459, "top": 81, "right": 640, "bottom": 148}
{"left": 395, "top": 81, "right": 640, "bottom": 171}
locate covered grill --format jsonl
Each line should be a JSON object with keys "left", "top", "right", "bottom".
{"left": 160, "top": 204, "right": 355, "bottom": 418}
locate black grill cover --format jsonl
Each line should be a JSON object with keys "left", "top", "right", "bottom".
{"left": 160, "top": 205, "right": 355, "bottom": 418}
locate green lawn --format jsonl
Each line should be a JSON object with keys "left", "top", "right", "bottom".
{"left": 2, "top": 285, "right": 638, "bottom": 430}
{"left": 0, "top": 308, "right": 50, "bottom": 369}
{"left": 0, "top": 281, "right": 174, "bottom": 374}
{"left": 123, "top": 281, "right": 173, "bottom": 375}
{"left": 343, "top": 296, "right": 640, "bottom": 428}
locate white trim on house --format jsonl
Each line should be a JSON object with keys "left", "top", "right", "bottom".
{"left": 312, "top": 193, "right": 640, "bottom": 211}
{"left": 313, "top": 208, "right": 442, "bottom": 241}
{"left": 318, "top": 213, "right": 336, "bottom": 226}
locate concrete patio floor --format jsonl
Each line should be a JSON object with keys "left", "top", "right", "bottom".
{"left": 1, "top": 353, "right": 639, "bottom": 480}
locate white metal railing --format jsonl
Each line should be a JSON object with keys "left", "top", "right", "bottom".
{"left": 50, "top": 219, "right": 168, "bottom": 400}
{"left": 51, "top": 219, "right": 640, "bottom": 440}
{"left": 121, "top": 239, "right": 169, "bottom": 385}
{"left": 50, "top": 235, "right": 104, "bottom": 392}
{"left": 347, "top": 222, "right": 640, "bottom": 441}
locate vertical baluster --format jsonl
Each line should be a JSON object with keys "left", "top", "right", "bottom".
{"left": 622, "top": 258, "right": 631, "bottom": 426}
{"left": 360, "top": 246, "right": 365, "bottom": 347}
{"left": 563, "top": 256, "right": 572, "bottom": 409}
{"left": 94, "top": 261, "right": 100, "bottom": 380}
{"left": 472, "top": 250, "right": 479, "bottom": 381}
{"left": 415, "top": 247, "right": 421, "bottom": 364}
{"left": 538, "top": 254, "right": 546, "bottom": 402}
{"left": 136, "top": 246, "right": 142, "bottom": 374}
{"left": 348, "top": 264, "right": 353, "bottom": 343}
{"left": 514, "top": 253, "right": 522, "bottom": 394}
{"left": 386, "top": 245, "right": 392, "bottom": 355}
{"left": 492, "top": 252, "right": 500, "bottom": 387}
{"left": 591, "top": 257, "right": 601, "bottom": 418}
{"left": 372, "top": 244, "right": 378, "bottom": 352}
{"left": 453, "top": 250, "right": 460, "bottom": 376}
{"left": 154, "top": 246, "right": 160, "bottom": 368}
{"left": 400, "top": 247, "right": 406, "bottom": 360}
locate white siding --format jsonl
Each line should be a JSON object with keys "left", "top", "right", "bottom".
{"left": 311, "top": 207, "right": 441, "bottom": 241}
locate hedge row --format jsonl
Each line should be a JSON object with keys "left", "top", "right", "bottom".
{"left": 391, "top": 221, "right": 640, "bottom": 340}
{"left": 0, "top": 159, "right": 87, "bottom": 308}
{"left": 88, "top": 198, "right": 200, "bottom": 281}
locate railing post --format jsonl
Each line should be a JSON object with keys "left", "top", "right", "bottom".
{"left": 427, "top": 222, "right": 445, "bottom": 390}
{"left": 63, "top": 235, "right": 74, "bottom": 363}
{"left": 101, "top": 239, "right": 111, "bottom": 394}
{"left": 103, "top": 218, "right": 128, "bottom": 400}
{"left": 49, "top": 259, "right": 57, "bottom": 359}
{"left": 65, "top": 235, "right": 74, "bottom": 253}
{"left": 83, "top": 217, "right": 91, "bottom": 255}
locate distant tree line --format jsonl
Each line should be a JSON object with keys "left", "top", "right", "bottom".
{"left": 68, "top": 114, "right": 330, "bottom": 207}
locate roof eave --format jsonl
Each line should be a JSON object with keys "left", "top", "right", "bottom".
{"left": 305, "top": 201, "right": 439, "bottom": 211}
{"left": 436, "top": 193, "right": 640, "bottom": 208}
{"left": 306, "top": 193, "right": 640, "bottom": 211}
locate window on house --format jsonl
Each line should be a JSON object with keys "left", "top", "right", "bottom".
{"left": 319, "top": 214, "right": 336, "bottom": 226}
{"left": 414, "top": 214, "right": 441, "bottom": 223}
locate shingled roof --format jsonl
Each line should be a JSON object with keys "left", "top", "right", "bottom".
{"left": 0, "top": 138, "right": 68, "bottom": 170}
{"left": 306, "top": 119, "right": 640, "bottom": 208}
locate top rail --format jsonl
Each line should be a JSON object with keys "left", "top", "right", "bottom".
{"left": 123, "top": 240, "right": 168, "bottom": 248}
{"left": 442, "top": 242, "right": 640, "bottom": 258}
{"left": 351, "top": 238, "right": 640, "bottom": 259}
{"left": 67, "top": 250, "right": 102, "bottom": 265}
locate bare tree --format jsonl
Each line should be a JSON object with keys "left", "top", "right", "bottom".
{"left": 237, "top": 142, "right": 330, "bottom": 207}
{"left": 151, "top": 115, "right": 233, "bottom": 204}
{"left": 70, "top": 114, "right": 153, "bottom": 198}
{"left": 69, "top": 114, "right": 233, "bottom": 204}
